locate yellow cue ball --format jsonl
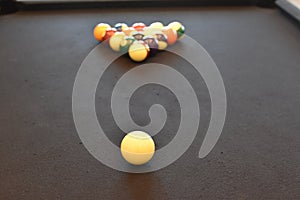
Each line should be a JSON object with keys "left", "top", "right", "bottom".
{"left": 120, "top": 131, "right": 155, "bottom": 165}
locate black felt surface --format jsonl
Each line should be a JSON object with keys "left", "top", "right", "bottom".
{"left": 0, "top": 6, "right": 299, "bottom": 199}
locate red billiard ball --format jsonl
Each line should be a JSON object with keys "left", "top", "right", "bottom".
{"left": 132, "top": 22, "right": 146, "bottom": 31}
{"left": 162, "top": 27, "right": 177, "bottom": 45}
{"left": 102, "top": 28, "right": 117, "bottom": 44}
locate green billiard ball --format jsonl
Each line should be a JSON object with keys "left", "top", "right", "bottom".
{"left": 132, "top": 31, "right": 145, "bottom": 40}
{"left": 177, "top": 25, "right": 185, "bottom": 39}
{"left": 120, "top": 36, "right": 136, "bottom": 54}
{"left": 168, "top": 21, "right": 185, "bottom": 39}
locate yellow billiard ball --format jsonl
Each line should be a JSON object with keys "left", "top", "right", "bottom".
{"left": 120, "top": 131, "right": 155, "bottom": 165}
{"left": 109, "top": 32, "right": 125, "bottom": 52}
{"left": 149, "top": 21, "right": 164, "bottom": 29}
{"left": 128, "top": 41, "right": 150, "bottom": 62}
{"left": 167, "top": 21, "right": 185, "bottom": 39}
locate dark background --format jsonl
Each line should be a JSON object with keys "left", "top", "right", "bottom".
{"left": 1, "top": 0, "right": 276, "bottom": 14}
{"left": 0, "top": 3, "right": 300, "bottom": 200}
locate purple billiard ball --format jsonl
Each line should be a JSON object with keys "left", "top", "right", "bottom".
{"left": 143, "top": 35, "right": 159, "bottom": 56}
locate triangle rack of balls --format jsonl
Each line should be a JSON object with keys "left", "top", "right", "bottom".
{"left": 93, "top": 21, "right": 185, "bottom": 62}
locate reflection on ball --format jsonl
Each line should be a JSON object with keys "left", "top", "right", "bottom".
{"left": 120, "top": 131, "right": 155, "bottom": 165}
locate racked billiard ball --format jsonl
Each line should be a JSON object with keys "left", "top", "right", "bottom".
{"left": 109, "top": 32, "right": 126, "bottom": 52}
{"left": 123, "top": 27, "right": 135, "bottom": 36}
{"left": 114, "top": 23, "right": 128, "bottom": 32}
{"left": 128, "top": 41, "right": 150, "bottom": 62}
{"left": 167, "top": 21, "right": 185, "bottom": 39}
{"left": 154, "top": 32, "right": 168, "bottom": 50}
{"left": 102, "top": 28, "right": 117, "bottom": 44}
{"left": 132, "top": 22, "right": 146, "bottom": 31}
{"left": 142, "top": 35, "right": 159, "bottom": 56}
{"left": 120, "top": 36, "right": 136, "bottom": 54}
{"left": 132, "top": 31, "right": 145, "bottom": 40}
{"left": 162, "top": 27, "right": 177, "bottom": 45}
{"left": 149, "top": 21, "right": 164, "bottom": 29}
{"left": 93, "top": 23, "right": 111, "bottom": 41}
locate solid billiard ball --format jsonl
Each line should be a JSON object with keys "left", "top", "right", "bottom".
{"left": 149, "top": 21, "right": 164, "bottom": 29}
{"left": 114, "top": 22, "right": 128, "bottom": 32}
{"left": 93, "top": 23, "right": 111, "bottom": 41}
{"left": 177, "top": 25, "right": 185, "bottom": 39}
{"left": 120, "top": 131, "right": 155, "bottom": 165}
{"left": 143, "top": 27, "right": 157, "bottom": 37}
{"left": 128, "top": 41, "right": 150, "bottom": 62}
{"left": 120, "top": 36, "right": 136, "bottom": 54}
{"left": 143, "top": 35, "right": 159, "bottom": 56}
{"left": 167, "top": 21, "right": 185, "bottom": 39}
{"left": 123, "top": 27, "right": 135, "bottom": 36}
{"left": 132, "top": 31, "right": 145, "bottom": 40}
{"left": 154, "top": 32, "right": 168, "bottom": 50}
{"left": 162, "top": 27, "right": 177, "bottom": 45}
{"left": 132, "top": 22, "right": 146, "bottom": 31}
{"left": 109, "top": 32, "right": 125, "bottom": 52}
{"left": 102, "top": 28, "right": 117, "bottom": 43}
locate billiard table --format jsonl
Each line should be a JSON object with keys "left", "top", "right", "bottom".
{"left": 0, "top": 4, "right": 299, "bottom": 200}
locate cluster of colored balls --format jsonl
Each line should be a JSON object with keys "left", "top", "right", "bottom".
{"left": 93, "top": 21, "right": 185, "bottom": 62}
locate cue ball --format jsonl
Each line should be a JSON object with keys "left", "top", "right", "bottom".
{"left": 120, "top": 131, "right": 155, "bottom": 165}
